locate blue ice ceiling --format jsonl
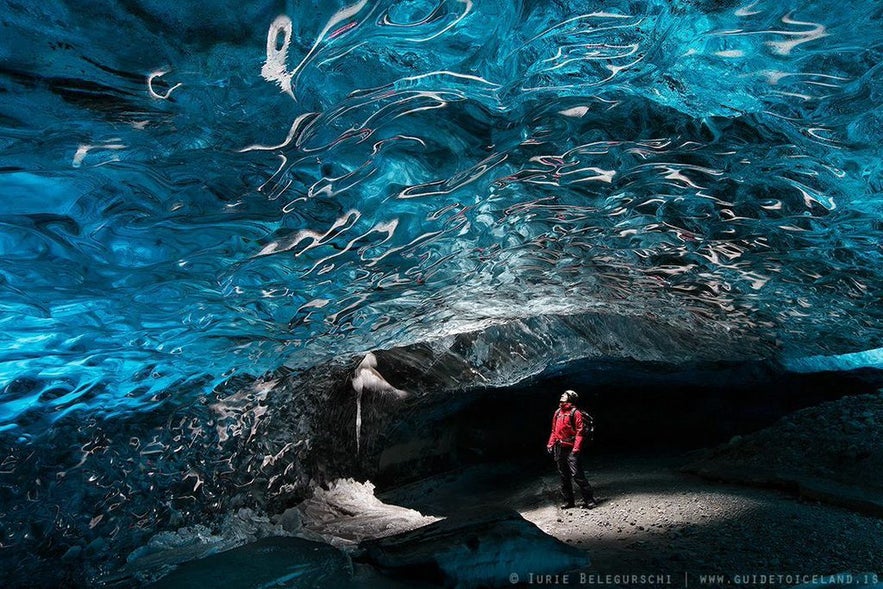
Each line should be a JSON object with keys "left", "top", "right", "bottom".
{"left": 1, "top": 0, "right": 881, "bottom": 429}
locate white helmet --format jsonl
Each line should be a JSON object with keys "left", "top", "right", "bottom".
{"left": 560, "top": 390, "right": 578, "bottom": 403}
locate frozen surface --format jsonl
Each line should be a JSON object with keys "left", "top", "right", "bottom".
{"left": 296, "top": 478, "right": 440, "bottom": 546}
{"left": 1, "top": 0, "right": 881, "bottom": 430}
{"left": 359, "top": 506, "right": 589, "bottom": 587}
{"left": 1, "top": 0, "right": 882, "bottom": 584}
{"left": 785, "top": 348, "right": 883, "bottom": 373}
{"left": 141, "top": 536, "right": 352, "bottom": 589}
{"left": 122, "top": 508, "right": 300, "bottom": 585}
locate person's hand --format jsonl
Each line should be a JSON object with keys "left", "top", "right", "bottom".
{"left": 546, "top": 445, "right": 553, "bottom": 455}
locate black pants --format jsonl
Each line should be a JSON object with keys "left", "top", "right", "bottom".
{"left": 554, "top": 445, "right": 594, "bottom": 504}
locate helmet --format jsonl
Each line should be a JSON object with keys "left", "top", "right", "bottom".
{"left": 559, "top": 390, "right": 578, "bottom": 404}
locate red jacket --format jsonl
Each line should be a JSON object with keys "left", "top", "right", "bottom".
{"left": 547, "top": 404, "right": 586, "bottom": 453}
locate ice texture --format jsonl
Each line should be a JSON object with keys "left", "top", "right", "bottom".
{"left": 0, "top": 0, "right": 881, "bottom": 430}
{"left": 352, "top": 352, "right": 408, "bottom": 453}
{"left": 359, "top": 507, "right": 590, "bottom": 587}
{"left": 296, "top": 477, "right": 440, "bottom": 546}
{"left": 785, "top": 348, "right": 883, "bottom": 373}
{"left": 0, "top": 0, "right": 882, "bottom": 584}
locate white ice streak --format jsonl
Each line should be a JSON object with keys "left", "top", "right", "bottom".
{"left": 563, "top": 166, "right": 616, "bottom": 183}
{"left": 303, "top": 219, "right": 399, "bottom": 276}
{"left": 715, "top": 13, "right": 829, "bottom": 56}
{"left": 262, "top": 15, "right": 295, "bottom": 97}
{"left": 766, "top": 14, "right": 829, "bottom": 55}
{"left": 734, "top": 2, "right": 762, "bottom": 17}
{"left": 264, "top": 0, "right": 372, "bottom": 99}
{"left": 238, "top": 112, "right": 318, "bottom": 153}
{"left": 518, "top": 11, "right": 634, "bottom": 54}
{"left": 398, "top": 152, "right": 507, "bottom": 199}
{"left": 409, "top": 0, "right": 473, "bottom": 43}
{"left": 72, "top": 142, "right": 126, "bottom": 168}
{"left": 254, "top": 210, "right": 360, "bottom": 258}
{"left": 351, "top": 352, "right": 407, "bottom": 454}
{"left": 558, "top": 106, "right": 590, "bottom": 117}
{"left": 147, "top": 70, "right": 182, "bottom": 100}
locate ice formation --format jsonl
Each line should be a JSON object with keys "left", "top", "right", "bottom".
{"left": 0, "top": 0, "right": 881, "bottom": 584}
{"left": 352, "top": 352, "right": 408, "bottom": 453}
{"left": 1, "top": 0, "right": 881, "bottom": 433}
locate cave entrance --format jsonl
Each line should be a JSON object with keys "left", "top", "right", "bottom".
{"left": 370, "top": 359, "right": 883, "bottom": 491}
{"left": 307, "top": 360, "right": 883, "bottom": 588}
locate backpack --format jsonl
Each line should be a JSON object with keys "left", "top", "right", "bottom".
{"left": 568, "top": 409, "right": 594, "bottom": 445}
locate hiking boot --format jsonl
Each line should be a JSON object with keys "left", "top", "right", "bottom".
{"left": 560, "top": 502, "right": 576, "bottom": 509}
{"left": 580, "top": 500, "right": 598, "bottom": 509}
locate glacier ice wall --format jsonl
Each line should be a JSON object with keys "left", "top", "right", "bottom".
{"left": 1, "top": 0, "right": 881, "bottom": 431}
{"left": 0, "top": 0, "right": 882, "bottom": 583}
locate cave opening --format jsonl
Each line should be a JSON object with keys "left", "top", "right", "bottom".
{"left": 282, "top": 360, "right": 883, "bottom": 588}
{"left": 366, "top": 360, "right": 883, "bottom": 494}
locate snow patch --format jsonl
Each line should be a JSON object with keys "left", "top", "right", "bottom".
{"left": 297, "top": 478, "right": 441, "bottom": 547}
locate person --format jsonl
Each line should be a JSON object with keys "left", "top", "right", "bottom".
{"left": 546, "top": 390, "right": 597, "bottom": 509}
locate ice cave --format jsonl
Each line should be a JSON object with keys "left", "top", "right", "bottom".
{"left": 0, "top": 0, "right": 882, "bottom": 587}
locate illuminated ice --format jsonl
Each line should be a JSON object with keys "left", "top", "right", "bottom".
{"left": 0, "top": 0, "right": 881, "bottom": 584}
{"left": 1, "top": 0, "right": 881, "bottom": 429}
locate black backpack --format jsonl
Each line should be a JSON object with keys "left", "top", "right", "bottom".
{"left": 568, "top": 409, "right": 594, "bottom": 445}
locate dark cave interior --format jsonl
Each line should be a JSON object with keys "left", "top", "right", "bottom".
{"left": 346, "top": 360, "right": 883, "bottom": 491}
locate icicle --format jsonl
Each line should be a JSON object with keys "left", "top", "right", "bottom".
{"left": 355, "top": 387, "right": 362, "bottom": 454}
{"left": 351, "top": 353, "right": 408, "bottom": 455}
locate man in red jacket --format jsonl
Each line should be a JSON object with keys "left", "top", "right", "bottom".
{"left": 547, "top": 390, "right": 597, "bottom": 509}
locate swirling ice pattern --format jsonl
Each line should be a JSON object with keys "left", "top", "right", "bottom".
{"left": 0, "top": 0, "right": 881, "bottom": 433}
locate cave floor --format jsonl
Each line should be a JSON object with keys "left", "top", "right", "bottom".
{"left": 377, "top": 451, "right": 883, "bottom": 587}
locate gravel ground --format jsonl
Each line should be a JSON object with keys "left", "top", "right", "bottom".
{"left": 379, "top": 452, "right": 883, "bottom": 588}
{"left": 526, "top": 454, "right": 882, "bottom": 587}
